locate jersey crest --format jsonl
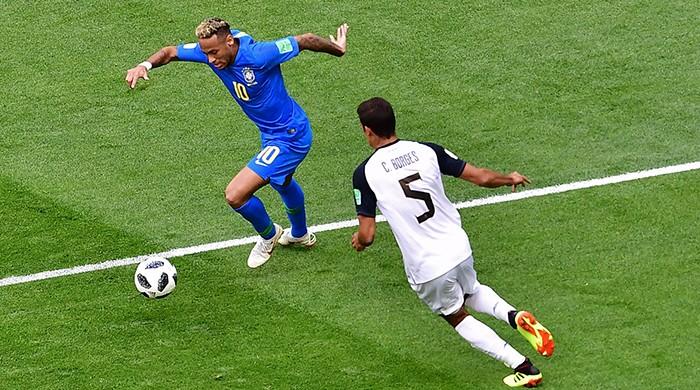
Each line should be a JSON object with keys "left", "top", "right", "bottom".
{"left": 242, "top": 67, "right": 257, "bottom": 85}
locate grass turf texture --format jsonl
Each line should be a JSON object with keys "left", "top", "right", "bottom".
{"left": 1, "top": 172, "right": 698, "bottom": 389}
{"left": 0, "top": 0, "right": 698, "bottom": 388}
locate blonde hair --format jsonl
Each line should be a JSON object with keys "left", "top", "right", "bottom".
{"left": 195, "top": 17, "right": 231, "bottom": 39}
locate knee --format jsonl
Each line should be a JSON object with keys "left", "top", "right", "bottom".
{"left": 442, "top": 308, "right": 470, "bottom": 328}
{"left": 225, "top": 186, "right": 248, "bottom": 208}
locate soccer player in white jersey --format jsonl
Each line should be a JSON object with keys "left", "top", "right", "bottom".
{"left": 350, "top": 97, "right": 555, "bottom": 387}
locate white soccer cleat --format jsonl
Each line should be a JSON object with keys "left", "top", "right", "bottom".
{"left": 277, "top": 228, "right": 317, "bottom": 248}
{"left": 247, "top": 223, "right": 284, "bottom": 268}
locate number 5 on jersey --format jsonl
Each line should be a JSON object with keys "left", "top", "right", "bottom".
{"left": 399, "top": 173, "right": 435, "bottom": 223}
{"left": 233, "top": 82, "right": 250, "bottom": 101}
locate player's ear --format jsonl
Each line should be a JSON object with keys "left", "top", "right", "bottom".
{"left": 225, "top": 34, "right": 235, "bottom": 47}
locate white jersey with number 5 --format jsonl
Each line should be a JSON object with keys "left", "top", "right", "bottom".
{"left": 352, "top": 139, "right": 473, "bottom": 284}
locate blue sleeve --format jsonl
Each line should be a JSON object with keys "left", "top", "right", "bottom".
{"left": 232, "top": 30, "right": 254, "bottom": 44}
{"left": 422, "top": 142, "right": 467, "bottom": 177}
{"left": 352, "top": 161, "right": 377, "bottom": 217}
{"left": 250, "top": 36, "right": 300, "bottom": 69}
{"left": 176, "top": 43, "right": 208, "bottom": 63}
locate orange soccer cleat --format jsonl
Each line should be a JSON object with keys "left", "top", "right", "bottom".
{"left": 515, "top": 311, "right": 555, "bottom": 357}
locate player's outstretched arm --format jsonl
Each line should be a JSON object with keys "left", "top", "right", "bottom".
{"left": 125, "top": 46, "right": 179, "bottom": 89}
{"left": 460, "top": 164, "right": 530, "bottom": 192}
{"left": 351, "top": 215, "right": 376, "bottom": 252}
{"left": 295, "top": 23, "right": 349, "bottom": 57}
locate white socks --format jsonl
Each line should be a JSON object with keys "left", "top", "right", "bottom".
{"left": 464, "top": 283, "right": 516, "bottom": 324}
{"left": 455, "top": 315, "right": 525, "bottom": 369}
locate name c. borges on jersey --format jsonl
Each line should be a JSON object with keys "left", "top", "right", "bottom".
{"left": 382, "top": 151, "right": 420, "bottom": 172}
{"left": 352, "top": 140, "right": 472, "bottom": 285}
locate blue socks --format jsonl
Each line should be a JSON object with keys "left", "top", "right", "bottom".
{"left": 272, "top": 179, "right": 308, "bottom": 238}
{"left": 233, "top": 196, "right": 275, "bottom": 240}
{"left": 232, "top": 179, "right": 308, "bottom": 239}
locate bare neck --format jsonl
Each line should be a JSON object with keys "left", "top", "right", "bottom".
{"left": 372, "top": 135, "right": 399, "bottom": 150}
{"left": 229, "top": 38, "right": 240, "bottom": 66}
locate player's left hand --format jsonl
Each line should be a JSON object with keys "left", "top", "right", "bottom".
{"left": 509, "top": 172, "right": 530, "bottom": 192}
{"left": 351, "top": 232, "right": 365, "bottom": 252}
{"left": 330, "top": 23, "right": 349, "bottom": 55}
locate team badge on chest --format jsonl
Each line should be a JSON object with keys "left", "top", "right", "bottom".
{"left": 242, "top": 67, "right": 256, "bottom": 85}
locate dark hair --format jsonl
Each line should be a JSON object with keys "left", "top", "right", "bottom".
{"left": 357, "top": 97, "right": 396, "bottom": 138}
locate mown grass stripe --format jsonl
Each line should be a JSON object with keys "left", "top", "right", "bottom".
{"left": 1, "top": 161, "right": 698, "bottom": 288}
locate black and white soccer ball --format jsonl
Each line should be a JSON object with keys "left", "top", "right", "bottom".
{"left": 134, "top": 256, "right": 177, "bottom": 299}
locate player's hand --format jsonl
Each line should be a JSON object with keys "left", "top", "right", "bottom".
{"left": 125, "top": 65, "right": 150, "bottom": 89}
{"left": 330, "top": 23, "right": 349, "bottom": 55}
{"left": 508, "top": 172, "right": 530, "bottom": 192}
{"left": 351, "top": 232, "right": 366, "bottom": 252}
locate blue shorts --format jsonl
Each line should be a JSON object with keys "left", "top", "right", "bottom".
{"left": 246, "top": 134, "right": 311, "bottom": 186}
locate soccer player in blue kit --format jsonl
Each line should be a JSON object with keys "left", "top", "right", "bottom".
{"left": 125, "top": 18, "right": 348, "bottom": 268}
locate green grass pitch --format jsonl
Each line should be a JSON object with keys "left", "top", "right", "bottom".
{"left": 1, "top": 0, "right": 698, "bottom": 388}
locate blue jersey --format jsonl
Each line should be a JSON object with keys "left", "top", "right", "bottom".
{"left": 177, "top": 31, "right": 310, "bottom": 145}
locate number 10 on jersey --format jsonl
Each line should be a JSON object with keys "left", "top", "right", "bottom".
{"left": 255, "top": 145, "right": 280, "bottom": 167}
{"left": 233, "top": 82, "right": 250, "bottom": 101}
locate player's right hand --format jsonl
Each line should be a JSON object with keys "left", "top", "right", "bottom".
{"left": 508, "top": 172, "right": 530, "bottom": 192}
{"left": 125, "top": 65, "right": 150, "bottom": 89}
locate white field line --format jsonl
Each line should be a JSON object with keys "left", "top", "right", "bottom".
{"left": 1, "top": 161, "right": 698, "bottom": 288}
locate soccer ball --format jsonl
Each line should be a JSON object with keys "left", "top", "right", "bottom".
{"left": 134, "top": 256, "right": 177, "bottom": 299}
